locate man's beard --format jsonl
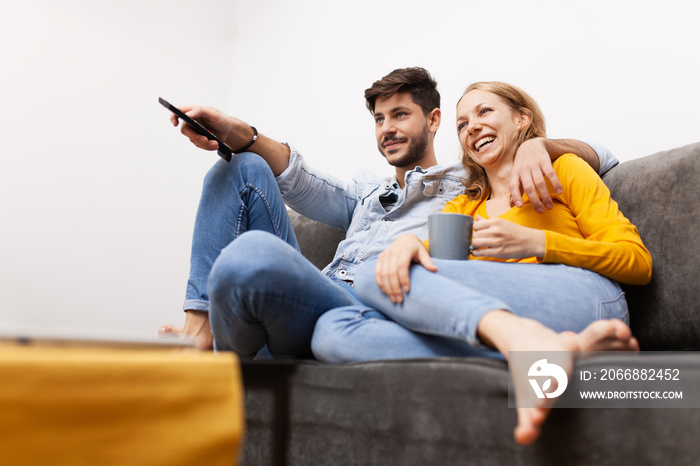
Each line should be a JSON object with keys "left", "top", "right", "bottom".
{"left": 381, "top": 124, "right": 429, "bottom": 168}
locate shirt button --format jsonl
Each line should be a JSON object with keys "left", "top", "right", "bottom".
{"left": 337, "top": 270, "right": 347, "bottom": 277}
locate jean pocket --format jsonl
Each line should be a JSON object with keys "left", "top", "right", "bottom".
{"left": 599, "top": 292, "right": 629, "bottom": 324}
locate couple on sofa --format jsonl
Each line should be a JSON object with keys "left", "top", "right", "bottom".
{"left": 160, "top": 67, "right": 651, "bottom": 444}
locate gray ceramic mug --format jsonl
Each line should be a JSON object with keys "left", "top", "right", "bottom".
{"left": 428, "top": 213, "right": 474, "bottom": 260}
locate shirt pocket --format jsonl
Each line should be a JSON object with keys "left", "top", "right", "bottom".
{"left": 409, "top": 179, "right": 463, "bottom": 217}
{"left": 346, "top": 183, "right": 381, "bottom": 234}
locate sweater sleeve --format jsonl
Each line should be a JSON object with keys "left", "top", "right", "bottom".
{"left": 542, "top": 155, "right": 652, "bottom": 285}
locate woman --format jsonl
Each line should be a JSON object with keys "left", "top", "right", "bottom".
{"left": 311, "top": 82, "right": 652, "bottom": 444}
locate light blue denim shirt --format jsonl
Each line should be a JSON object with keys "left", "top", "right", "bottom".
{"left": 588, "top": 141, "right": 620, "bottom": 176}
{"left": 276, "top": 143, "right": 618, "bottom": 283}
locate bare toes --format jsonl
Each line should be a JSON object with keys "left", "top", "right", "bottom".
{"left": 629, "top": 337, "right": 640, "bottom": 351}
{"left": 514, "top": 405, "right": 552, "bottom": 445}
{"left": 576, "top": 319, "right": 636, "bottom": 352}
{"left": 514, "top": 409, "right": 544, "bottom": 445}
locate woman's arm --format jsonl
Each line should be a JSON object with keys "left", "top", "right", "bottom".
{"left": 542, "top": 155, "right": 652, "bottom": 285}
{"left": 450, "top": 156, "right": 652, "bottom": 285}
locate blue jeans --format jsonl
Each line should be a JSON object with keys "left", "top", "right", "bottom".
{"left": 184, "top": 153, "right": 358, "bottom": 358}
{"left": 311, "top": 258, "right": 629, "bottom": 362}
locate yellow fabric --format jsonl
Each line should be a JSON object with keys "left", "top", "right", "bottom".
{"left": 441, "top": 154, "right": 652, "bottom": 285}
{"left": 0, "top": 344, "right": 244, "bottom": 466}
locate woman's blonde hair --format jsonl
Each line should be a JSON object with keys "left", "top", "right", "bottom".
{"left": 457, "top": 82, "right": 547, "bottom": 200}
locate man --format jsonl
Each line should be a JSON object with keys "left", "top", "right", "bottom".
{"left": 160, "top": 67, "right": 617, "bottom": 358}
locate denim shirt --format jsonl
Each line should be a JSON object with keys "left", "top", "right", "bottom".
{"left": 276, "top": 143, "right": 618, "bottom": 283}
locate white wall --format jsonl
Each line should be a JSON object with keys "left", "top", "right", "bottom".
{"left": 1, "top": 0, "right": 699, "bottom": 335}
{"left": 231, "top": 0, "right": 700, "bottom": 177}
{"left": 0, "top": 0, "right": 237, "bottom": 334}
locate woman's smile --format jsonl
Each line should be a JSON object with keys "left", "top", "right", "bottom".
{"left": 474, "top": 135, "right": 496, "bottom": 152}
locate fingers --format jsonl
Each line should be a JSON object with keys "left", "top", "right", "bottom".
{"left": 375, "top": 253, "right": 410, "bottom": 304}
{"left": 511, "top": 170, "right": 560, "bottom": 214}
{"left": 509, "top": 154, "right": 562, "bottom": 213}
{"left": 168, "top": 105, "right": 220, "bottom": 151}
{"left": 509, "top": 175, "right": 525, "bottom": 209}
{"left": 544, "top": 165, "right": 563, "bottom": 196}
{"left": 384, "top": 257, "right": 406, "bottom": 303}
{"left": 177, "top": 111, "right": 219, "bottom": 151}
{"left": 375, "top": 235, "right": 435, "bottom": 304}
{"left": 180, "top": 122, "right": 219, "bottom": 151}
{"left": 471, "top": 216, "right": 493, "bottom": 255}
{"left": 510, "top": 169, "right": 548, "bottom": 212}
{"left": 472, "top": 217, "right": 530, "bottom": 259}
{"left": 168, "top": 104, "right": 195, "bottom": 126}
{"left": 397, "top": 261, "right": 411, "bottom": 294}
{"left": 375, "top": 241, "right": 435, "bottom": 304}
{"left": 417, "top": 246, "right": 438, "bottom": 273}
{"left": 519, "top": 171, "right": 547, "bottom": 213}
{"left": 530, "top": 164, "right": 561, "bottom": 212}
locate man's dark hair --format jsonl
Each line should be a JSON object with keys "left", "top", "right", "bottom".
{"left": 364, "top": 67, "right": 440, "bottom": 116}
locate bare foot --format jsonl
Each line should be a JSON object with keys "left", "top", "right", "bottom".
{"left": 159, "top": 310, "right": 214, "bottom": 351}
{"left": 574, "top": 319, "right": 640, "bottom": 353}
{"left": 515, "top": 319, "right": 639, "bottom": 445}
{"left": 478, "top": 313, "right": 638, "bottom": 445}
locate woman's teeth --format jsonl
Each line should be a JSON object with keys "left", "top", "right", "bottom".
{"left": 475, "top": 136, "right": 495, "bottom": 152}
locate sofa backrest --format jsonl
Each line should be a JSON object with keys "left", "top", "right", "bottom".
{"left": 290, "top": 141, "right": 700, "bottom": 351}
{"left": 603, "top": 141, "right": 700, "bottom": 350}
{"left": 290, "top": 210, "right": 345, "bottom": 271}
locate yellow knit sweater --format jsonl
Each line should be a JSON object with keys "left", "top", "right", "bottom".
{"left": 442, "top": 154, "right": 652, "bottom": 285}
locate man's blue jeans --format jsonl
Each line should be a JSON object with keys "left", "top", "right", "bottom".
{"left": 183, "top": 153, "right": 358, "bottom": 358}
{"left": 311, "top": 258, "right": 629, "bottom": 362}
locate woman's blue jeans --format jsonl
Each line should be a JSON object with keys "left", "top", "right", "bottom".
{"left": 183, "top": 153, "right": 358, "bottom": 358}
{"left": 311, "top": 258, "right": 629, "bottom": 362}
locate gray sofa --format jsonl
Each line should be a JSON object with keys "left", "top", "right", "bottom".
{"left": 239, "top": 142, "right": 700, "bottom": 465}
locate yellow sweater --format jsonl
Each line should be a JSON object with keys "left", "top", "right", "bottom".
{"left": 442, "top": 154, "right": 652, "bottom": 285}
